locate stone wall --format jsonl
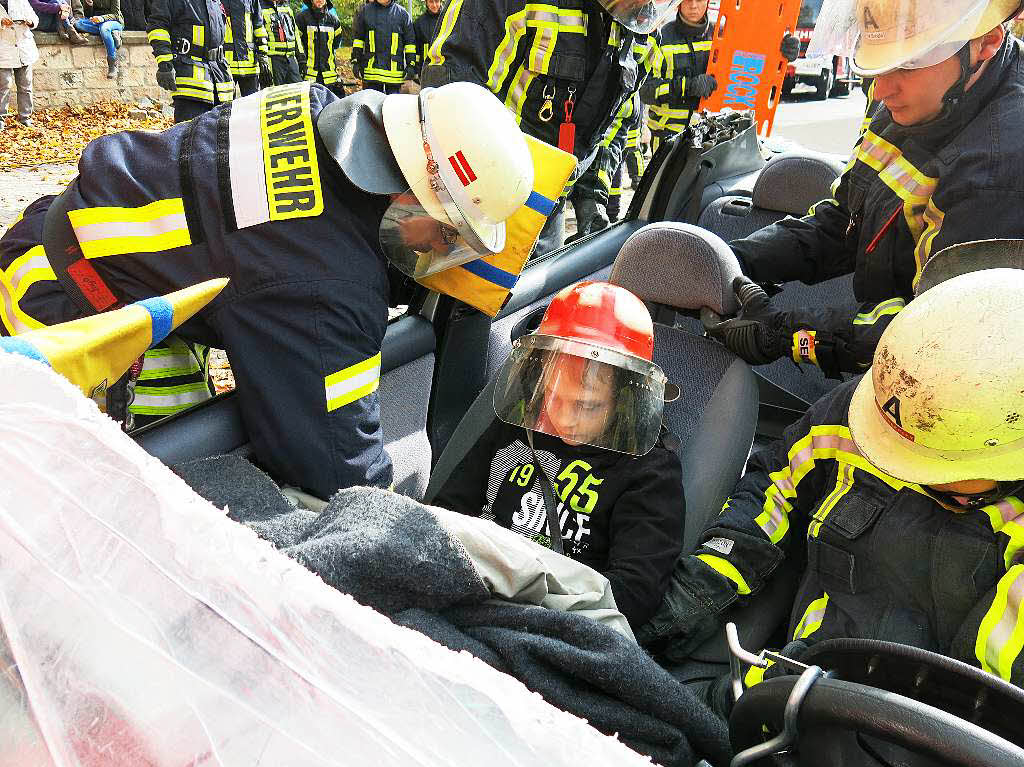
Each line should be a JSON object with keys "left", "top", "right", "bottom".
{"left": 11, "top": 30, "right": 164, "bottom": 109}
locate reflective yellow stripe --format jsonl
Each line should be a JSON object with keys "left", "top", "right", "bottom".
{"left": 752, "top": 424, "right": 919, "bottom": 545}
{"left": 0, "top": 245, "right": 54, "bottom": 335}
{"left": 655, "top": 82, "right": 669, "bottom": 99}
{"left": 68, "top": 198, "right": 191, "bottom": 260}
{"left": 978, "top": 496, "right": 1024, "bottom": 570}
{"left": 853, "top": 297, "right": 906, "bottom": 326}
{"left": 697, "top": 553, "right": 752, "bottom": 595}
{"left": 808, "top": 463, "right": 854, "bottom": 538}
{"left": 136, "top": 339, "right": 203, "bottom": 379}
{"left": 352, "top": 38, "right": 365, "bottom": 49}
{"left": 913, "top": 198, "right": 945, "bottom": 291}
{"left": 597, "top": 169, "right": 611, "bottom": 191}
{"left": 427, "top": 0, "right": 464, "bottom": 66}
{"left": 130, "top": 381, "right": 212, "bottom": 415}
{"left": 793, "top": 593, "right": 830, "bottom": 640}
{"left": 976, "top": 564, "right": 1024, "bottom": 679}
{"left": 148, "top": 28, "right": 171, "bottom": 43}
{"left": 368, "top": 29, "right": 375, "bottom": 52}
{"left": 487, "top": 4, "right": 586, "bottom": 92}
{"left": 745, "top": 662, "right": 769, "bottom": 687}
{"left": 155, "top": 53, "right": 172, "bottom": 64}
{"left": 192, "top": 25, "right": 204, "bottom": 47}
{"left": 325, "top": 352, "right": 381, "bottom": 412}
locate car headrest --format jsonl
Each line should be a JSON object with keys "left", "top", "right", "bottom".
{"left": 752, "top": 151, "right": 845, "bottom": 216}
{"left": 609, "top": 222, "right": 743, "bottom": 316}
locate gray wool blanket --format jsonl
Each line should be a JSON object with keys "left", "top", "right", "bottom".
{"left": 173, "top": 455, "right": 731, "bottom": 767}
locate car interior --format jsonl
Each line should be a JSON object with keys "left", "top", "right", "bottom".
{"left": 130, "top": 131, "right": 1024, "bottom": 764}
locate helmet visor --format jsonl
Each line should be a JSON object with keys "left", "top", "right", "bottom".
{"left": 379, "top": 193, "right": 492, "bottom": 279}
{"left": 806, "top": 0, "right": 990, "bottom": 76}
{"left": 380, "top": 91, "right": 505, "bottom": 279}
{"left": 597, "top": 0, "right": 682, "bottom": 34}
{"left": 492, "top": 334, "right": 669, "bottom": 456}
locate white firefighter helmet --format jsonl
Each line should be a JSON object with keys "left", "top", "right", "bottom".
{"left": 848, "top": 268, "right": 1024, "bottom": 485}
{"left": 598, "top": 0, "right": 683, "bottom": 34}
{"left": 808, "top": 0, "right": 1022, "bottom": 75}
{"left": 380, "top": 82, "right": 533, "bottom": 279}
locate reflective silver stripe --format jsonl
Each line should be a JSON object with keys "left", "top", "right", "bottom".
{"left": 72, "top": 214, "right": 188, "bottom": 244}
{"left": 228, "top": 92, "right": 271, "bottom": 229}
{"left": 130, "top": 386, "right": 212, "bottom": 409}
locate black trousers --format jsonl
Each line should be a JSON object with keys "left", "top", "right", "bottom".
{"left": 235, "top": 74, "right": 260, "bottom": 96}
{"left": 173, "top": 98, "right": 213, "bottom": 124}
{"left": 271, "top": 55, "right": 301, "bottom": 85}
{"left": 361, "top": 81, "right": 404, "bottom": 94}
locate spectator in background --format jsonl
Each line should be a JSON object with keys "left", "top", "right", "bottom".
{"left": 30, "top": 0, "right": 85, "bottom": 42}
{"left": 411, "top": 0, "right": 442, "bottom": 75}
{"left": 295, "top": 0, "right": 344, "bottom": 97}
{"left": 261, "top": 0, "right": 301, "bottom": 85}
{"left": 351, "top": 0, "right": 414, "bottom": 94}
{"left": 0, "top": 0, "right": 38, "bottom": 129}
{"left": 72, "top": 0, "right": 123, "bottom": 78}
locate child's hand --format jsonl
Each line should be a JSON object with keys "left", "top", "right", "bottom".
{"left": 1, "top": 18, "right": 14, "bottom": 28}
{"left": 91, "top": 15, "right": 103, "bottom": 22}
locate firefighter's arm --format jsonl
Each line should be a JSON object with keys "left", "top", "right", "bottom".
{"left": 951, "top": 563, "right": 1024, "bottom": 687}
{"left": 252, "top": 0, "right": 267, "bottom": 56}
{"left": 638, "top": 44, "right": 676, "bottom": 106}
{"left": 146, "top": 0, "right": 173, "bottom": 69}
{"left": 330, "top": 14, "right": 342, "bottom": 50}
{"left": 350, "top": 6, "right": 366, "bottom": 67}
{"left": 402, "top": 13, "right": 417, "bottom": 76}
{"left": 294, "top": 12, "right": 306, "bottom": 68}
{"left": 638, "top": 388, "right": 841, "bottom": 658}
{"left": 573, "top": 95, "right": 633, "bottom": 209}
{"left": 731, "top": 176, "right": 856, "bottom": 287}
{"left": 421, "top": 0, "right": 523, "bottom": 88}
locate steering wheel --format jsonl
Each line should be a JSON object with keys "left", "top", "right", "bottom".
{"left": 729, "top": 639, "right": 1024, "bottom": 767}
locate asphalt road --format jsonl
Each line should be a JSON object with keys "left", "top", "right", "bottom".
{"left": 770, "top": 84, "right": 869, "bottom": 157}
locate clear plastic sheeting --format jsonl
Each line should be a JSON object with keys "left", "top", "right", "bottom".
{"left": 0, "top": 350, "right": 653, "bottom": 767}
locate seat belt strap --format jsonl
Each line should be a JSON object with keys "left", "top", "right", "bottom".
{"left": 42, "top": 189, "right": 122, "bottom": 316}
{"left": 526, "top": 430, "right": 565, "bottom": 556}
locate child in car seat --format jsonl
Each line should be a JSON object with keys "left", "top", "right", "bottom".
{"left": 434, "top": 281, "right": 685, "bottom": 631}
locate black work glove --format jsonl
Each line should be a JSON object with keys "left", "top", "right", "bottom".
{"left": 703, "top": 276, "right": 789, "bottom": 365}
{"left": 571, "top": 197, "right": 609, "bottom": 242}
{"left": 683, "top": 73, "right": 718, "bottom": 100}
{"left": 404, "top": 62, "right": 418, "bottom": 80}
{"left": 780, "top": 33, "right": 800, "bottom": 62}
{"left": 353, "top": 62, "right": 364, "bottom": 80}
{"left": 156, "top": 65, "right": 176, "bottom": 91}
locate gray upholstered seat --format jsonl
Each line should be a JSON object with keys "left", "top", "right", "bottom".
{"left": 426, "top": 222, "right": 759, "bottom": 560}
{"left": 699, "top": 150, "right": 856, "bottom": 405}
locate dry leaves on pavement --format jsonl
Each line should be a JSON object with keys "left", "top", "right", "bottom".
{"left": 1, "top": 101, "right": 173, "bottom": 170}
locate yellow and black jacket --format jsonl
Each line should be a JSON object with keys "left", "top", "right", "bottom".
{"left": 421, "top": 0, "right": 657, "bottom": 207}
{"left": 224, "top": 0, "right": 267, "bottom": 78}
{"left": 352, "top": 0, "right": 416, "bottom": 86}
{"left": 295, "top": 4, "right": 342, "bottom": 84}
{"left": 639, "top": 14, "right": 711, "bottom": 142}
{"left": 731, "top": 37, "right": 1024, "bottom": 376}
{"left": 261, "top": 1, "right": 300, "bottom": 59}
{"left": 639, "top": 379, "right": 1024, "bottom": 691}
{"left": 147, "top": 0, "right": 234, "bottom": 105}
{"left": 0, "top": 84, "right": 394, "bottom": 499}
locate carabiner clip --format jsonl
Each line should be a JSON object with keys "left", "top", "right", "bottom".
{"left": 538, "top": 83, "right": 556, "bottom": 122}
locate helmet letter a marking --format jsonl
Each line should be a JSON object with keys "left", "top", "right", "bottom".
{"left": 863, "top": 6, "right": 879, "bottom": 31}
{"left": 883, "top": 395, "right": 902, "bottom": 426}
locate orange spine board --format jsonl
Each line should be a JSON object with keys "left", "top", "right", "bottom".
{"left": 700, "top": 0, "right": 802, "bottom": 136}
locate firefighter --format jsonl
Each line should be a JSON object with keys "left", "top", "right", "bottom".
{"left": 704, "top": 0, "right": 1024, "bottom": 379}
{"left": 412, "top": 0, "right": 443, "bottom": 76}
{"left": 295, "top": 0, "right": 344, "bottom": 97}
{"left": 0, "top": 81, "right": 535, "bottom": 501}
{"left": 641, "top": 0, "right": 712, "bottom": 154}
{"left": 351, "top": 0, "right": 416, "bottom": 95}
{"left": 642, "top": 262, "right": 1024, "bottom": 710}
{"left": 147, "top": 0, "right": 234, "bottom": 123}
{"left": 261, "top": 0, "right": 302, "bottom": 85}
{"left": 422, "top": 0, "right": 672, "bottom": 251}
{"left": 224, "top": 0, "right": 268, "bottom": 97}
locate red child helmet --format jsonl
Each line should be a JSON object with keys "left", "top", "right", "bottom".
{"left": 493, "top": 281, "right": 668, "bottom": 455}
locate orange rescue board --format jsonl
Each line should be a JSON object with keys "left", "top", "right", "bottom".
{"left": 700, "top": 0, "right": 802, "bottom": 136}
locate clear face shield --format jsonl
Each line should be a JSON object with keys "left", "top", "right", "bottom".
{"left": 806, "top": 0, "right": 991, "bottom": 76}
{"left": 492, "top": 334, "right": 669, "bottom": 456}
{"left": 379, "top": 94, "right": 504, "bottom": 280}
{"left": 598, "top": 0, "right": 683, "bottom": 34}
